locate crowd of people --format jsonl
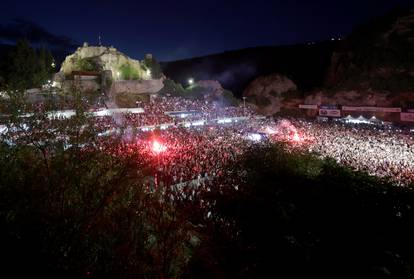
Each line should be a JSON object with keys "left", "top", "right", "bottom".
{"left": 103, "top": 112, "right": 414, "bottom": 187}
{"left": 2, "top": 94, "right": 414, "bottom": 187}
{"left": 88, "top": 96, "right": 255, "bottom": 131}
{"left": 283, "top": 119, "right": 414, "bottom": 186}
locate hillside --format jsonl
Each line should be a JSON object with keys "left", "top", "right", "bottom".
{"left": 326, "top": 7, "right": 414, "bottom": 91}
{"left": 161, "top": 41, "right": 337, "bottom": 97}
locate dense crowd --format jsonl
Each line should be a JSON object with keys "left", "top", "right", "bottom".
{"left": 2, "top": 95, "right": 414, "bottom": 187}
{"left": 284, "top": 119, "right": 414, "bottom": 186}
{"left": 87, "top": 96, "right": 255, "bottom": 129}
{"left": 119, "top": 111, "right": 414, "bottom": 187}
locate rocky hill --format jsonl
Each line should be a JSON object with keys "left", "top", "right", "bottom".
{"left": 326, "top": 7, "right": 414, "bottom": 92}
{"left": 58, "top": 43, "right": 148, "bottom": 80}
{"left": 241, "top": 7, "right": 414, "bottom": 117}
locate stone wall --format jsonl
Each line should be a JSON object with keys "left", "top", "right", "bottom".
{"left": 62, "top": 80, "right": 101, "bottom": 93}
{"left": 111, "top": 78, "right": 164, "bottom": 94}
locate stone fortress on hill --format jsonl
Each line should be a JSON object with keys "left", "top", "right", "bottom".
{"left": 53, "top": 42, "right": 165, "bottom": 98}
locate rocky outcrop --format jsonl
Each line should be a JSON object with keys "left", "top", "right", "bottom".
{"left": 59, "top": 44, "right": 148, "bottom": 81}
{"left": 243, "top": 74, "right": 298, "bottom": 115}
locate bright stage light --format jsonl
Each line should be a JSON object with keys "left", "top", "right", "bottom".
{"left": 188, "top": 78, "right": 194, "bottom": 85}
{"left": 152, "top": 140, "right": 166, "bottom": 153}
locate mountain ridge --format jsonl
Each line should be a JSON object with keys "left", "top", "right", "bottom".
{"left": 161, "top": 41, "right": 337, "bottom": 97}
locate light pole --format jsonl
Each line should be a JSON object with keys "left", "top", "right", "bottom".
{"left": 242, "top": 97, "right": 247, "bottom": 116}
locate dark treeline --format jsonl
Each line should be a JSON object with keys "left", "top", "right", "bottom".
{"left": 0, "top": 39, "right": 55, "bottom": 90}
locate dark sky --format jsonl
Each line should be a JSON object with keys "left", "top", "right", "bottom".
{"left": 0, "top": 0, "right": 413, "bottom": 61}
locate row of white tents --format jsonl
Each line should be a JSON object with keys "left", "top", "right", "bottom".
{"left": 342, "top": 115, "right": 383, "bottom": 124}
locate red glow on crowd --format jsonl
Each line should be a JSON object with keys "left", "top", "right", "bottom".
{"left": 152, "top": 140, "right": 167, "bottom": 153}
{"left": 292, "top": 132, "right": 300, "bottom": 142}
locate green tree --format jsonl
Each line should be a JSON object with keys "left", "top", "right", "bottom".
{"left": 7, "top": 39, "right": 37, "bottom": 90}
{"left": 119, "top": 62, "right": 140, "bottom": 80}
{"left": 75, "top": 58, "right": 100, "bottom": 72}
{"left": 3, "top": 40, "right": 55, "bottom": 90}
{"left": 33, "top": 47, "right": 54, "bottom": 87}
{"left": 157, "top": 79, "right": 186, "bottom": 97}
{"left": 0, "top": 87, "right": 198, "bottom": 278}
{"left": 143, "top": 56, "right": 162, "bottom": 79}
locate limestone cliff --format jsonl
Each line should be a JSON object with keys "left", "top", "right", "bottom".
{"left": 59, "top": 44, "right": 148, "bottom": 81}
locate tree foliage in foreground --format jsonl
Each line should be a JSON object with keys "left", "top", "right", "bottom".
{"left": 0, "top": 90, "right": 199, "bottom": 279}
{"left": 1, "top": 91, "right": 414, "bottom": 278}
{"left": 1, "top": 39, "right": 54, "bottom": 90}
{"left": 190, "top": 145, "right": 414, "bottom": 278}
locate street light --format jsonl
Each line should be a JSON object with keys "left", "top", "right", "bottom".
{"left": 242, "top": 97, "right": 247, "bottom": 116}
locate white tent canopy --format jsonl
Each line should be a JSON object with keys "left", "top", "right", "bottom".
{"left": 342, "top": 115, "right": 382, "bottom": 124}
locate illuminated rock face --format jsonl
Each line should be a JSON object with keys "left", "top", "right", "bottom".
{"left": 59, "top": 45, "right": 145, "bottom": 80}
{"left": 243, "top": 74, "right": 297, "bottom": 115}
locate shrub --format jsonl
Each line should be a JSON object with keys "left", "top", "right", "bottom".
{"left": 142, "top": 56, "right": 163, "bottom": 79}
{"left": 119, "top": 63, "right": 141, "bottom": 80}
{"left": 76, "top": 58, "right": 100, "bottom": 72}
{"left": 157, "top": 79, "right": 186, "bottom": 97}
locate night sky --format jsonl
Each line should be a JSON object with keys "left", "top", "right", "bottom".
{"left": 0, "top": 0, "right": 413, "bottom": 61}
